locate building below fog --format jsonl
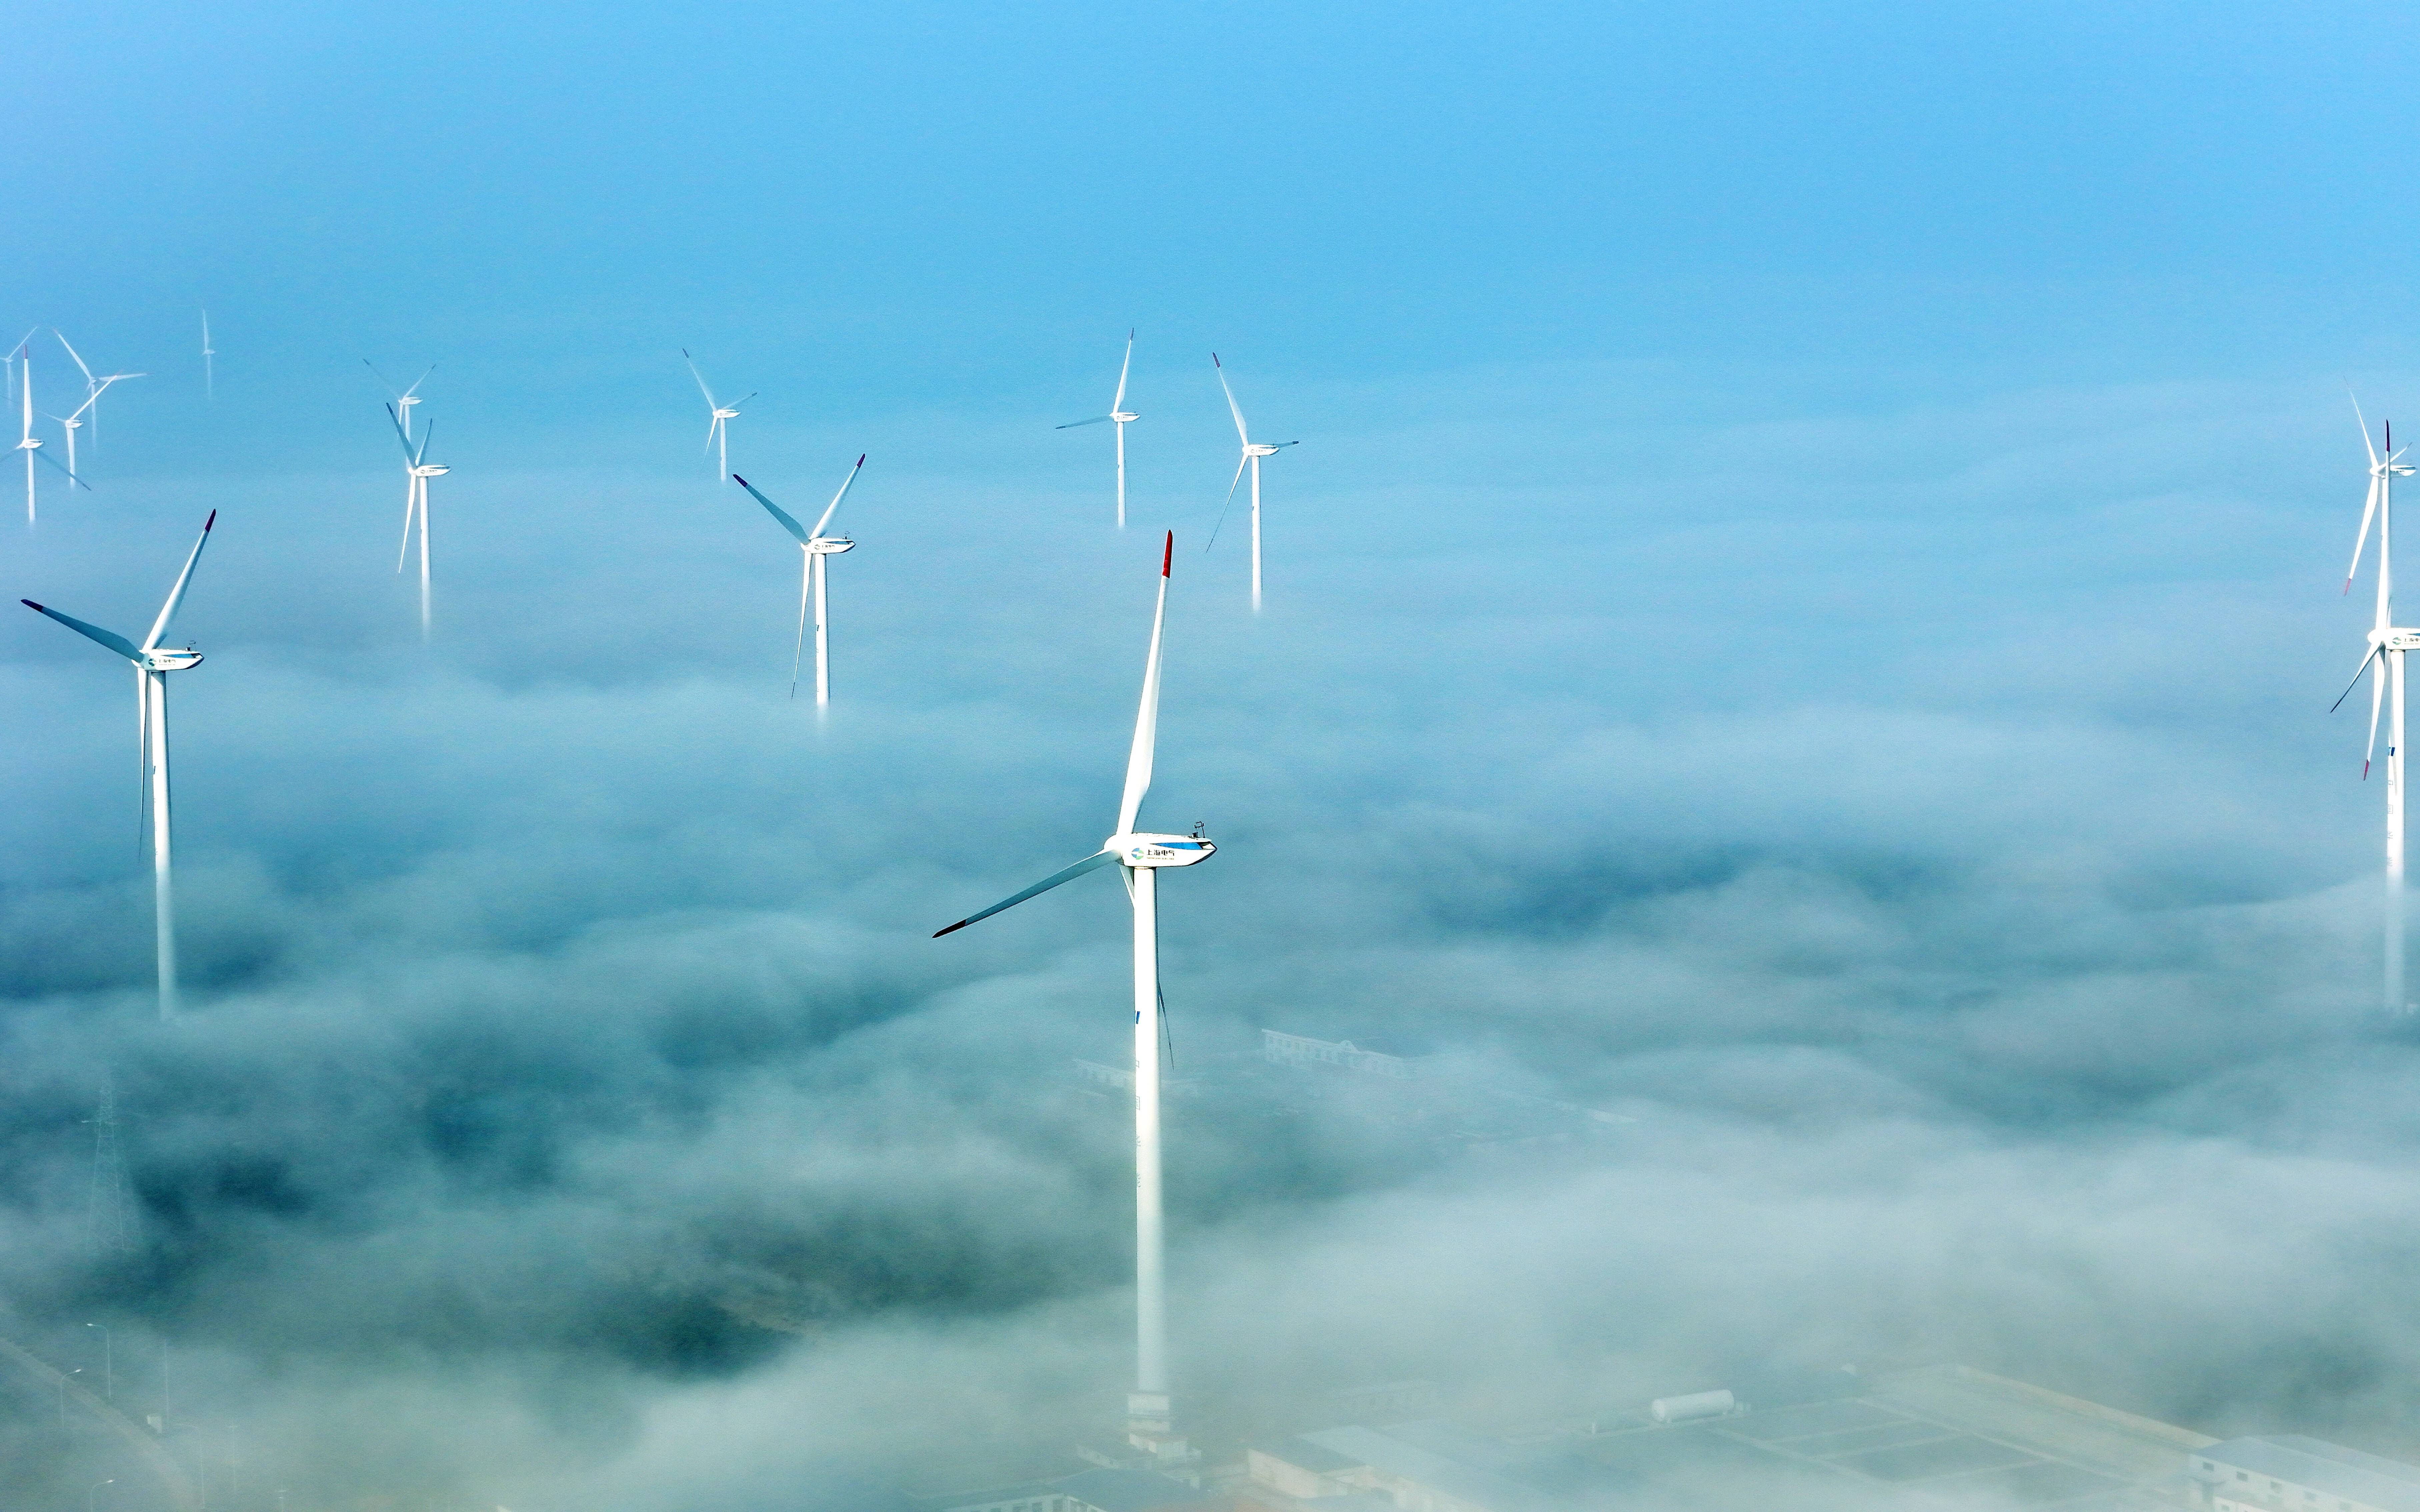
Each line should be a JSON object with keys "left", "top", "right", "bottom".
{"left": 2193, "top": 1437, "right": 2420, "bottom": 1512}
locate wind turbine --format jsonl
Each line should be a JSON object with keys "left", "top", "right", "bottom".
{"left": 22, "top": 511, "right": 217, "bottom": 1020}
{"left": 684, "top": 351, "right": 753, "bottom": 480}
{"left": 1058, "top": 330, "right": 1140, "bottom": 527}
{"left": 733, "top": 457, "right": 865, "bottom": 707}
{"left": 200, "top": 311, "right": 214, "bottom": 400}
{"left": 1210, "top": 354, "right": 1296, "bottom": 611}
{"left": 386, "top": 404, "right": 448, "bottom": 639}
{"left": 53, "top": 331, "right": 144, "bottom": 452}
{"left": 364, "top": 360, "right": 434, "bottom": 439}
{"left": 17, "top": 348, "right": 87, "bottom": 524}
{"left": 933, "top": 532, "right": 1213, "bottom": 1457}
{"left": 2337, "top": 401, "right": 2419, "bottom": 1013}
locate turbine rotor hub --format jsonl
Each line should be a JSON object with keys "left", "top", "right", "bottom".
{"left": 1106, "top": 832, "right": 1215, "bottom": 869}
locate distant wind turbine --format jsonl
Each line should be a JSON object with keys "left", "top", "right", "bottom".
{"left": 2336, "top": 399, "right": 2418, "bottom": 1013}
{"left": 364, "top": 360, "right": 435, "bottom": 439}
{"left": 1209, "top": 354, "right": 1296, "bottom": 611}
{"left": 1058, "top": 330, "right": 1140, "bottom": 527}
{"left": 16, "top": 349, "right": 86, "bottom": 524}
{"left": 387, "top": 404, "right": 448, "bottom": 638}
{"left": 53, "top": 331, "right": 144, "bottom": 452}
{"left": 684, "top": 351, "right": 753, "bottom": 480}
{"left": 933, "top": 532, "right": 1213, "bottom": 1458}
{"left": 5, "top": 326, "right": 36, "bottom": 404}
{"left": 22, "top": 511, "right": 218, "bottom": 1019}
{"left": 200, "top": 311, "right": 214, "bottom": 401}
{"left": 734, "top": 457, "right": 865, "bottom": 706}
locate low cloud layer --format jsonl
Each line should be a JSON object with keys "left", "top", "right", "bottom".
{"left": 0, "top": 361, "right": 2410, "bottom": 1509}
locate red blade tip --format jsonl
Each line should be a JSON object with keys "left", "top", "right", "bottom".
{"left": 203, "top": 510, "right": 215, "bottom": 529}
{"left": 1162, "top": 532, "right": 1173, "bottom": 577}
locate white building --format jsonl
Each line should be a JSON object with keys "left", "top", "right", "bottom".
{"left": 2190, "top": 1437, "right": 2420, "bottom": 1512}
{"left": 1261, "top": 1030, "right": 1427, "bottom": 1079}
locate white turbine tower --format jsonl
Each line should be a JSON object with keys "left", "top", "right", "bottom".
{"left": 200, "top": 310, "right": 214, "bottom": 400}
{"left": 734, "top": 457, "right": 865, "bottom": 707}
{"left": 23, "top": 511, "right": 218, "bottom": 1020}
{"left": 16, "top": 348, "right": 86, "bottom": 524}
{"left": 1210, "top": 354, "right": 1296, "bottom": 611}
{"left": 2339, "top": 405, "right": 2419, "bottom": 1013}
{"left": 684, "top": 351, "right": 753, "bottom": 480}
{"left": 934, "top": 532, "right": 1213, "bottom": 1459}
{"left": 54, "top": 331, "right": 144, "bottom": 452}
{"left": 387, "top": 404, "right": 448, "bottom": 639}
{"left": 364, "top": 360, "right": 435, "bottom": 439}
{"left": 1058, "top": 330, "right": 1140, "bottom": 527}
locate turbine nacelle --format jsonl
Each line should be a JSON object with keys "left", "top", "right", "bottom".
{"left": 1111, "top": 410, "right": 1140, "bottom": 423}
{"left": 1108, "top": 832, "right": 1215, "bottom": 869}
{"left": 142, "top": 648, "right": 202, "bottom": 672}
{"left": 714, "top": 407, "right": 740, "bottom": 421}
{"left": 2376, "top": 629, "right": 2420, "bottom": 652}
{"left": 411, "top": 463, "right": 450, "bottom": 478}
{"left": 808, "top": 536, "right": 855, "bottom": 556}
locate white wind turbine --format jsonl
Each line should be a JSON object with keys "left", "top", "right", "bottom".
{"left": 934, "top": 532, "right": 1213, "bottom": 1458}
{"left": 1058, "top": 330, "right": 1140, "bottom": 527}
{"left": 1210, "top": 353, "right": 1296, "bottom": 611}
{"left": 54, "top": 331, "right": 145, "bottom": 453}
{"left": 16, "top": 347, "right": 87, "bottom": 524}
{"left": 200, "top": 310, "right": 214, "bottom": 400}
{"left": 387, "top": 404, "right": 448, "bottom": 638}
{"left": 364, "top": 360, "right": 434, "bottom": 439}
{"left": 684, "top": 350, "right": 753, "bottom": 480}
{"left": 23, "top": 511, "right": 218, "bottom": 1020}
{"left": 2339, "top": 404, "right": 2420, "bottom": 1013}
{"left": 734, "top": 457, "right": 865, "bottom": 707}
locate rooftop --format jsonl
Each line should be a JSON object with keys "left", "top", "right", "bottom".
{"left": 2203, "top": 1437, "right": 2420, "bottom": 1512}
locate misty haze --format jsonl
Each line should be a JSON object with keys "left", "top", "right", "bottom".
{"left": 2, "top": 7, "right": 2416, "bottom": 1512}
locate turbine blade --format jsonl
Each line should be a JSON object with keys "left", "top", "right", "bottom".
{"left": 2354, "top": 391, "right": 2380, "bottom": 469}
{"left": 733, "top": 474, "right": 813, "bottom": 545}
{"left": 22, "top": 600, "right": 140, "bottom": 661}
{"left": 2368, "top": 653, "right": 2388, "bottom": 777}
{"left": 142, "top": 511, "right": 217, "bottom": 650}
{"left": 54, "top": 330, "right": 94, "bottom": 387}
{"left": 933, "top": 850, "right": 1120, "bottom": 937}
{"left": 810, "top": 455, "right": 865, "bottom": 539}
{"left": 729, "top": 392, "right": 757, "bottom": 413}
{"left": 2349, "top": 473, "right": 2383, "bottom": 593}
{"left": 1117, "top": 533, "right": 1173, "bottom": 835}
{"left": 1113, "top": 331, "right": 1133, "bottom": 413}
{"left": 403, "top": 364, "right": 434, "bottom": 400}
{"left": 2334, "top": 644, "right": 2385, "bottom": 713}
{"left": 413, "top": 420, "right": 432, "bottom": 469}
{"left": 1205, "top": 455, "right": 1249, "bottom": 550}
{"left": 364, "top": 359, "right": 403, "bottom": 401}
{"left": 33, "top": 447, "right": 89, "bottom": 488}
{"left": 684, "top": 350, "right": 719, "bottom": 409}
{"left": 1056, "top": 415, "right": 1114, "bottom": 429}
{"left": 1212, "top": 353, "right": 1249, "bottom": 444}
{"left": 386, "top": 404, "right": 418, "bottom": 462}
{"left": 792, "top": 551, "right": 810, "bottom": 698}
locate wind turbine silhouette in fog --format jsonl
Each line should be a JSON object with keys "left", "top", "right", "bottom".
{"left": 365, "top": 360, "right": 434, "bottom": 439}
{"left": 734, "top": 457, "right": 865, "bottom": 707}
{"left": 934, "top": 532, "right": 1213, "bottom": 1459}
{"left": 1059, "top": 330, "right": 1139, "bottom": 527}
{"left": 54, "top": 331, "right": 144, "bottom": 452}
{"left": 23, "top": 512, "right": 218, "bottom": 1020}
{"left": 685, "top": 351, "right": 752, "bottom": 480}
{"left": 2337, "top": 400, "right": 2418, "bottom": 1013}
{"left": 16, "top": 347, "right": 86, "bottom": 523}
{"left": 200, "top": 311, "right": 214, "bottom": 400}
{"left": 388, "top": 405, "right": 448, "bottom": 638}
{"left": 1210, "top": 354, "right": 1295, "bottom": 611}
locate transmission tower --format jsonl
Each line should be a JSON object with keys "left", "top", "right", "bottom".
{"left": 86, "top": 1070, "right": 137, "bottom": 1255}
